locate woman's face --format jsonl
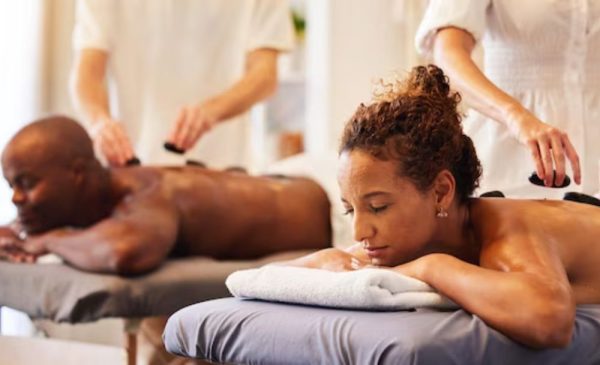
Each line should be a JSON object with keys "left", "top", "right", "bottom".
{"left": 338, "top": 149, "right": 439, "bottom": 266}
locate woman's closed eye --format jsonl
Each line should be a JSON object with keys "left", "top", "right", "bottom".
{"left": 343, "top": 205, "right": 388, "bottom": 215}
{"left": 369, "top": 205, "right": 388, "bottom": 214}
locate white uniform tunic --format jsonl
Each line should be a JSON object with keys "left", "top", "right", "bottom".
{"left": 416, "top": 0, "right": 600, "bottom": 198}
{"left": 73, "top": 0, "right": 293, "bottom": 167}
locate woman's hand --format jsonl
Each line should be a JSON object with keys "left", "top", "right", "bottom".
{"left": 277, "top": 248, "right": 372, "bottom": 272}
{"left": 318, "top": 249, "right": 372, "bottom": 272}
{"left": 167, "top": 102, "right": 219, "bottom": 152}
{"left": 90, "top": 117, "right": 135, "bottom": 167}
{"left": 505, "top": 105, "right": 581, "bottom": 187}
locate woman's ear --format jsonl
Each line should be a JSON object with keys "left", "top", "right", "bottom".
{"left": 432, "top": 169, "right": 456, "bottom": 208}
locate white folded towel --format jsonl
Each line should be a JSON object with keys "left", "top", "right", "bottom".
{"left": 226, "top": 266, "right": 458, "bottom": 310}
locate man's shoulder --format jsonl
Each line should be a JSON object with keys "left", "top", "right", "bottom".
{"left": 110, "top": 167, "right": 173, "bottom": 205}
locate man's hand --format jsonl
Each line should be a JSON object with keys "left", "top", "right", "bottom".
{"left": 505, "top": 106, "right": 581, "bottom": 187}
{"left": 167, "top": 103, "right": 219, "bottom": 152}
{"left": 0, "top": 228, "right": 36, "bottom": 263}
{"left": 90, "top": 117, "right": 135, "bottom": 167}
{"left": 21, "top": 235, "right": 50, "bottom": 256}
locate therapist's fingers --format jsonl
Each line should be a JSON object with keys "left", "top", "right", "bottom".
{"left": 527, "top": 139, "right": 545, "bottom": 182}
{"left": 182, "top": 114, "right": 213, "bottom": 150}
{"left": 112, "top": 123, "right": 135, "bottom": 163}
{"left": 550, "top": 132, "right": 567, "bottom": 186}
{"left": 537, "top": 136, "right": 555, "bottom": 187}
{"left": 92, "top": 120, "right": 133, "bottom": 166}
{"left": 178, "top": 109, "right": 196, "bottom": 151}
{"left": 107, "top": 123, "right": 134, "bottom": 166}
{"left": 180, "top": 107, "right": 200, "bottom": 150}
{"left": 170, "top": 106, "right": 215, "bottom": 151}
{"left": 562, "top": 136, "right": 581, "bottom": 185}
{"left": 169, "top": 108, "right": 188, "bottom": 150}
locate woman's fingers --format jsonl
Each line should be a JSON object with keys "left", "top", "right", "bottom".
{"left": 562, "top": 136, "right": 581, "bottom": 185}
{"left": 92, "top": 119, "right": 134, "bottom": 166}
{"left": 549, "top": 132, "right": 567, "bottom": 186}
{"left": 169, "top": 108, "right": 189, "bottom": 151}
{"left": 526, "top": 126, "right": 581, "bottom": 187}
{"left": 112, "top": 123, "right": 135, "bottom": 163}
{"left": 527, "top": 139, "right": 545, "bottom": 182}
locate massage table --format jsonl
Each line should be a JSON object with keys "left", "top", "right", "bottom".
{"left": 164, "top": 298, "right": 600, "bottom": 364}
{"left": 0, "top": 251, "right": 311, "bottom": 365}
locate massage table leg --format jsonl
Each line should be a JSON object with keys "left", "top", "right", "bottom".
{"left": 124, "top": 318, "right": 141, "bottom": 365}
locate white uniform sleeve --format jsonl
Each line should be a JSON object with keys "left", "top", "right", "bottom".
{"left": 246, "top": 0, "right": 295, "bottom": 52}
{"left": 415, "top": 0, "right": 491, "bottom": 58}
{"left": 72, "top": 0, "right": 116, "bottom": 51}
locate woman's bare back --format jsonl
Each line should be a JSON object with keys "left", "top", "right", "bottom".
{"left": 471, "top": 198, "right": 600, "bottom": 304}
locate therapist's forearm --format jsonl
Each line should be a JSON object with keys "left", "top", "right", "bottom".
{"left": 70, "top": 50, "right": 112, "bottom": 126}
{"left": 202, "top": 49, "right": 279, "bottom": 123}
{"left": 433, "top": 28, "right": 526, "bottom": 126}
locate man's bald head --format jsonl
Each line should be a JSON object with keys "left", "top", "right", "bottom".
{"left": 1, "top": 116, "right": 107, "bottom": 234}
{"left": 2, "top": 115, "right": 96, "bottom": 169}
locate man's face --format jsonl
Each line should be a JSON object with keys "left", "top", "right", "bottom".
{"left": 2, "top": 147, "right": 78, "bottom": 234}
{"left": 337, "top": 149, "right": 438, "bottom": 266}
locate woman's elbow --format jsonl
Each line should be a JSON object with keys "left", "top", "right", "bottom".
{"left": 528, "top": 296, "right": 575, "bottom": 348}
{"left": 261, "top": 72, "right": 278, "bottom": 99}
{"left": 432, "top": 28, "right": 475, "bottom": 65}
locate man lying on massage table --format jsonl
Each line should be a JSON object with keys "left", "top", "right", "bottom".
{"left": 0, "top": 116, "right": 331, "bottom": 275}
{"left": 274, "top": 65, "right": 600, "bottom": 349}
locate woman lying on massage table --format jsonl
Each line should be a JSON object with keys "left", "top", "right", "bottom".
{"left": 278, "top": 65, "right": 600, "bottom": 349}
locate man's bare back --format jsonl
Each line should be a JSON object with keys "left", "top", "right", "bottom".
{"left": 112, "top": 166, "right": 331, "bottom": 259}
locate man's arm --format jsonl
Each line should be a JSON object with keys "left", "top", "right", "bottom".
{"left": 396, "top": 236, "right": 575, "bottom": 349}
{"left": 70, "top": 49, "right": 134, "bottom": 166}
{"left": 168, "top": 48, "right": 279, "bottom": 151}
{"left": 24, "top": 194, "right": 179, "bottom": 275}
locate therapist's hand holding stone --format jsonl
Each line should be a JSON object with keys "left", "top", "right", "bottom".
{"left": 504, "top": 104, "right": 581, "bottom": 187}
{"left": 91, "top": 116, "right": 136, "bottom": 167}
{"left": 167, "top": 102, "right": 219, "bottom": 152}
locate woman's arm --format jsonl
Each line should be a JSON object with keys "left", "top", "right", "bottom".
{"left": 167, "top": 48, "right": 280, "bottom": 151}
{"left": 395, "top": 246, "right": 575, "bottom": 349}
{"left": 70, "top": 49, "right": 135, "bottom": 166}
{"left": 433, "top": 27, "right": 580, "bottom": 187}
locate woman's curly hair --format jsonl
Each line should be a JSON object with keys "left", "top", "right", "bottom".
{"left": 339, "top": 64, "right": 482, "bottom": 202}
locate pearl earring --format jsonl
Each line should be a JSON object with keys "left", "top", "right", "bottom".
{"left": 436, "top": 207, "right": 448, "bottom": 218}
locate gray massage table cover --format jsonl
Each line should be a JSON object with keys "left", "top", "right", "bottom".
{"left": 164, "top": 298, "right": 600, "bottom": 365}
{"left": 0, "top": 251, "right": 310, "bottom": 323}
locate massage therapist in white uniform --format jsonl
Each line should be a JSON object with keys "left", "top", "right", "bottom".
{"left": 70, "top": 0, "right": 294, "bottom": 167}
{"left": 416, "top": 0, "right": 600, "bottom": 198}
